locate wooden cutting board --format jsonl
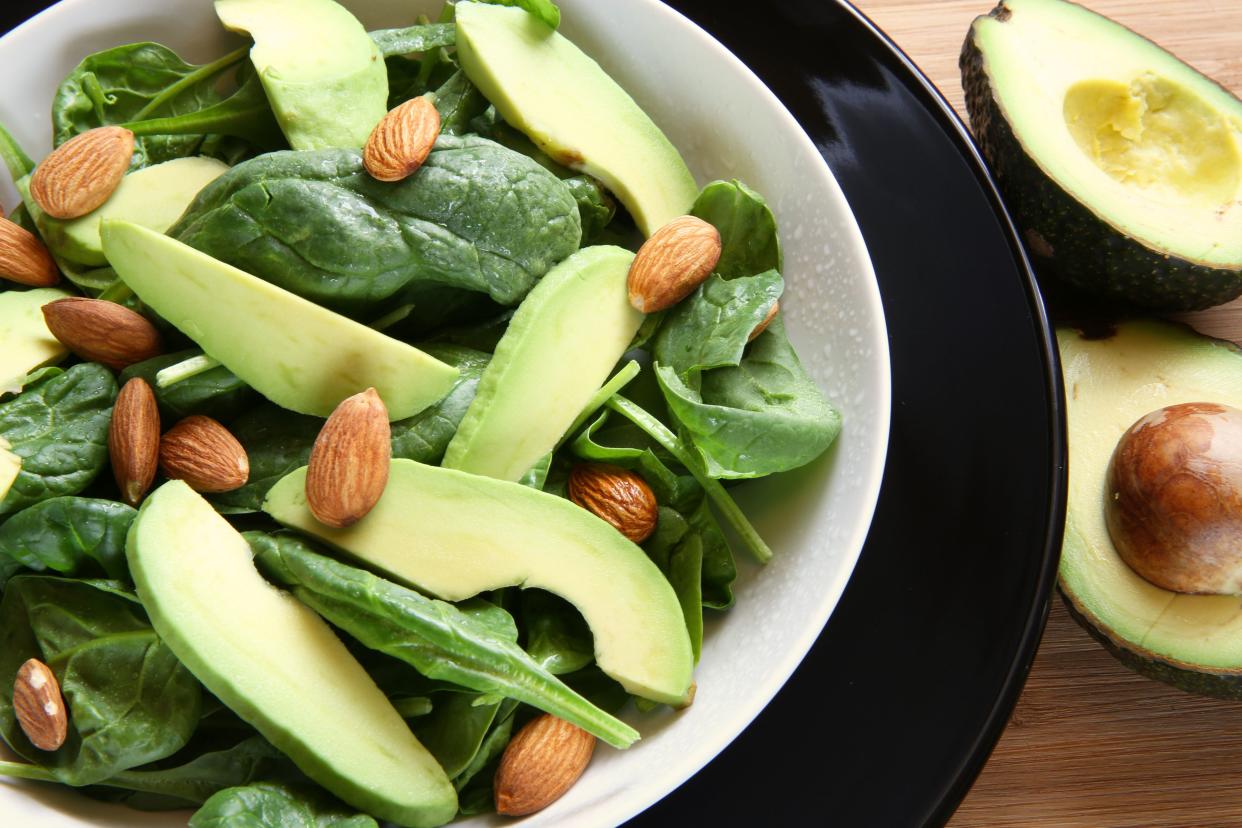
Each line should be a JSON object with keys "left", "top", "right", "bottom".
{"left": 848, "top": 2, "right": 1242, "bottom": 826}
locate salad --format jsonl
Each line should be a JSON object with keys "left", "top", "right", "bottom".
{"left": 0, "top": 0, "right": 841, "bottom": 824}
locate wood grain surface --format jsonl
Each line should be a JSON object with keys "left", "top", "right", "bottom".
{"left": 848, "top": 1, "right": 1242, "bottom": 826}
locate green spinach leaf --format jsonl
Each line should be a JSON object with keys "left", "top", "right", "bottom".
{"left": 654, "top": 270, "right": 784, "bottom": 378}
{"left": 411, "top": 691, "right": 505, "bottom": 778}
{"left": 432, "top": 72, "right": 489, "bottom": 136}
{"left": 520, "top": 590, "right": 593, "bottom": 676}
{"left": 564, "top": 175, "right": 616, "bottom": 244}
{"left": 190, "top": 781, "right": 377, "bottom": 828}
{"left": 0, "top": 122, "right": 34, "bottom": 181}
{"left": 370, "top": 23, "right": 457, "bottom": 57}
{"left": 0, "top": 497, "right": 134, "bottom": 588}
{"left": 0, "top": 363, "right": 117, "bottom": 517}
{"left": 123, "top": 67, "right": 285, "bottom": 154}
{"left": 690, "top": 179, "right": 782, "bottom": 278}
{"left": 0, "top": 576, "right": 200, "bottom": 785}
{"left": 120, "top": 350, "right": 257, "bottom": 421}
{"left": 170, "top": 137, "right": 581, "bottom": 313}
{"left": 476, "top": 0, "right": 561, "bottom": 29}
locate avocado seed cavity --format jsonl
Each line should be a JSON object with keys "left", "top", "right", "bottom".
{"left": 1106, "top": 402, "right": 1242, "bottom": 594}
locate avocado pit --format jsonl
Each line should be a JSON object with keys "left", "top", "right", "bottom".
{"left": 1106, "top": 402, "right": 1242, "bottom": 594}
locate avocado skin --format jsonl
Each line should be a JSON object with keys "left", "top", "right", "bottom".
{"left": 1060, "top": 587, "right": 1242, "bottom": 701}
{"left": 960, "top": 4, "right": 1242, "bottom": 312}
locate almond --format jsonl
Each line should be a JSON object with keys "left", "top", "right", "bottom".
{"left": 0, "top": 216, "right": 59, "bottom": 287}
{"left": 13, "top": 658, "right": 67, "bottom": 751}
{"left": 306, "top": 388, "right": 391, "bottom": 528}
{"left": 494, "top": 714, "right": 596, "bottom": 817}
{"left": 42, "top": 297, "right": 162, "bottom": 370}
{"left": 748, "top": 299, "right": 780, "bottom": 342}
{"left": 159, "top": 415, "right": 249, "bottom": 493}
{"left": 29, "top": 126, "right": 134, "bottom": 219}
{"left": 109, "top": 377, "right": 160, "bottom": 506}
{"left": 364, "top": 97, "right": 441, "bottom": 182}
{"left": 568, "top": 463, "right": 658, "bottom": 544}
{"left": 627, "top": 215, "right": 721, "bottom": 313}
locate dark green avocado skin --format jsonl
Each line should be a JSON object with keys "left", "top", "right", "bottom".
{"left": 1060, "top": 587, "right": 1242, "bottom": 701}
{"left": 960, "top": 3, "right": 1242, "bottom": 312}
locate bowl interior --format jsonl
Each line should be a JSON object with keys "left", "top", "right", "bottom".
{"left": 0, "top": 1, "right": 890, "bottom": 825}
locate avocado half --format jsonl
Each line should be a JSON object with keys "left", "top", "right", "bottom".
{"left": 962, "top": 0, "right": 1242, "bottom": 311}
{"left": 1060, "top": 321, "right": 1242, "bottom": 698}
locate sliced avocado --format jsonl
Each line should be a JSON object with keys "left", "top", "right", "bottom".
{"left": 0, "top": 288, "right": 71, "bottom": 394}
{"left": 264, "top": 459, "right": 695, "bottom": 705}
{"left": 99, "top": 221, "right": 457, "bottom": 419}
{"left": 0, "top": 437, "right": 19, "bottom": 501}
{"left": 442, "top": 245, "right": 643, "bottom": 482}
{"left": 215, "top": 0, "right": 388, "bottom": 150}
{"left": 962, "top": 0, "right": 1242, "bottom": 310}
{"left": 1060, "top": 321, "right": 1242, "bottom": 698}
{"left": 19, "top": 158, "right": 228, "bottom": 267}
{"left": 128, "top": 480, "right": 457, "bottom": 826}
{"left": 455, "top": 1, "right": 698, "bottom": 236}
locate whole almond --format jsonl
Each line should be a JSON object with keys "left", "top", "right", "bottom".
{"left": 0, "top": 217, "right": 59, "bottom": 287}
{"left": 160, "top": 415, "right": 249, "bottom": 493}
{"left": 306, "top": 388, "right": 392, "bottom": 528}
{"left": 364, "top": 97, "right": 441, "bottom": 182}
{"left": 495, "top": 714, "right": 595, "bottom": 817}
{"left": 42, "top": 297, "right": 162, "bottom": 370}
{"left": 13, "top": 658, "right": 68, "bottom": 751}
{"left": 627, "top": 215, "right": 721, "bottom": 313}
{"left": 29, "top": 126, "right": 134, "bottom": 219}
{"left": 568, "top": 463, "right": 658, "bottom": 544}
{"left": 109, "top": 377, "right": 160, "bottom": 506}
{"left": 748, "top": 299, "right": 780, "bottom": 342}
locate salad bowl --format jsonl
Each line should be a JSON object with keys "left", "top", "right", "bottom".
{"left": 0, "top": 0, "right": 890, "bottom": 824}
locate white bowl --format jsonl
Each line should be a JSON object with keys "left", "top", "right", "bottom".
{"left": 0, "top": 0, "right": 890, "bottom": 824}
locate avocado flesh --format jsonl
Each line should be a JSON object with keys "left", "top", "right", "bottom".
{"left": 964, "top": 0, "right": 1242, "bottom": 309}
{"left": 443, "top": 245, "right": 643, "bottom": 482}
{"left": 1060, "top": 321, "right": 1242, "bottom": 690}
{"left": 215, "top": 0, "right": 387, "bottom": 150}
{"left": 264, "top": 459, "right": 695, "bottom": 705}
{"left": 20, "top": 158, "right": 228, "bottom": 268}
{"left": 455, "top": 2, "right": 698, "bottom": 236}
{"left": 100, "top": 221, "right": 458, "bottom": 419}
{"left": 0, "top": 437, "right": 19, "bottom": 501}
{"left": 0, "top": 288, "right": 71, "bottom": 394}
{"left": 128, "top": 481, "right": 457, "bottom": 827}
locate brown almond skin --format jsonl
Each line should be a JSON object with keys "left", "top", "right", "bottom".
{"left": 568, "top": 463, "right": 658, "bottom": 544}
{"left": 0, "top": 216, "right": 59, "bottom": 287}
{"left": 748, "top": 300, "right": 780, "bottom": 342}
{"left": 14, "top": 658, "right": 68, "bottom": 752}
{"left": 29, "top": 126, "right": 135, "bottom": 219}
{"left": 364, "top": 97, "right": 441, "bottom": 182}
{"left": 494, "top": 714, "right": 596, "bottom": 817}
{"left": 110, "top": 377, "right": 160, "bottom": 506}
{"left": 42, "top": 297, "right": 162, "bottom": 370}
{"left": 160, "top": 415, "right": 249, "bottom": 493}
{"left": 627, "top": 215, "right": 722, "bottom": 313}
{"left": 306, "top": 388, "right": 392, "bottom": 528}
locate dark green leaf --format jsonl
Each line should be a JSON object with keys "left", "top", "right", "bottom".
{"left": 521, "top": 590, "right": 593, "bottom": 675}
{"left": 0, "top": 497, "right": 135, "bottom": 587}
{"left": 411, "top": 691, "right": 503, "bottom": 778}
{"left": 123, "top": 69, "right": 285, "bottom": 153}
{"left": 476, "top": 0, "right": 561, "bottom": 29}
{"left": 190, "top": 781, "right": 377, "bottom": 828}
{"left": 0, "top": 363, "right": 117, "bottom": 517}
{"left": 653, "top": 271, "right": 784, "bottom": 378}
{"left": 563, "top": 175, "right": 616, "bottom": 244}
{"left": 690, "top": 179, "right": 781, "bottom": 278}
{"left": 370, "top": 23, "right": 457, "bottom": 57}
{"left": 0, "top": 121, "right": 34, "bottom": 181}
{"left": 432, "top": 72, "right": 489, "bottom": 136}
{"left": 120, "top": 350, "right": 257, "bottom": 420}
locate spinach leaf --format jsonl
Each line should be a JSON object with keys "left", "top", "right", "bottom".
{"left": 0, "top": 576, "right": 201, "bottom": 785}
{"left": 123, "top": 68, "right": 285, "bottom": 154}
{"left": 370, "top": 23, "right": 457, "bottom": 57}
{"left": 0, "top": 363, "right": 117, "bottom": 517}
{"left": 476, "top": 0, "right": 561, "bottom": 29}
{"left": 190, "top": 781, "right": 377, "bottom": 828}
{"left": 654, "top": 271, "right": 784, "bottom": 378}
{"left": 390, "top": 344, "right": 490, "bottom": 462}
{"left": 656, "top": 317, "right": 841, "bottom": 479}
{"left": 520, "top": 590, "right": 593, "bottom": 675}
{"left": 120, "top": 350, "right": 257, "bottom": 421}
{"left": 0, "top": 122, "right": 34, "bottom": 181}
{"left": 564, "top": 175, "right": 616, "bottom": 245}
{"left": 0, "top": 497, "right": 134, "bottom": 588}
{"left": 249, "top": 533, "right": 638, "bottom": 748}
{"left": 170, "top": 137, "right": 581, "bottom": 313}
{"left": 690, "top": 179, "right": 782, "bottom": 278}
{"left": 432, "top": 72, "right": 489, "bottom": 136}
{"left": 52, "top": 43, "right": 249, "bottom": 168}
{"left": 571, "top": 410, "right": 701, "bottom": 513}
{"left": 411, "top": 691, "right": 505, "bottom": 778}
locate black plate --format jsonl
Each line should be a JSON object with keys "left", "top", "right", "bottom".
{"left": 0, "top": 1, "right": 1065, "bottom": 825}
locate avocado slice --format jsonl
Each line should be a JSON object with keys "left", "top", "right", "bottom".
{"left": 455, "top": 1, "right": 698, "bottom": 236}
{"left": 99, "top": 221, "right": 458, "bottom": 419}
{"left": 264, "top": 459, "right": 695, "bottom": 705}
{"left": 0, "top": 437, "right": 19, "bottom": 501}
{"left": 1060, "top": 321, "right": 1242, "bottom": 698}
{"left": 19, "top": 157, "right": 228, "bottom": 267}
{"left": 128, "top": 480, "right": 457, "bottom": 826}
{"left": 0, "top": 287, "right": 70, "bottom": 395}
{"left": 962, "top": 0, "right": 1242, "bottom": 310}
{"left": 442, "top": 245, "right": 643, "bottom": 482}
{"left": 215, "top": 0, "right": 388, "bottom": 150}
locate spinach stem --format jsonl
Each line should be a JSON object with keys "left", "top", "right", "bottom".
{"left": 0, "top": 761, "right": 56, "bottom": 782}
{"left": 368, "top": 303, "right": 415, "bottom": 332}
{"left": 131, "top": 45, "right": 250, "bottom": 122}
{"left": 96, "top": 280, "right": 133, "bottom": 303}
{"left": 606, "top": 395, "right": 773, "bottom": 564}
{"left": 156, "top": 354, "right": 221, "bottom": 388}
{"left": 559, "top": 360, "right": 640, "bottom": 449}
